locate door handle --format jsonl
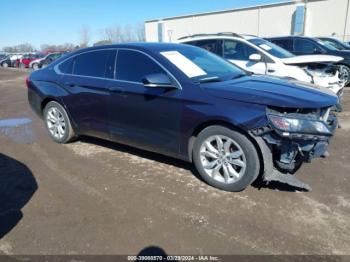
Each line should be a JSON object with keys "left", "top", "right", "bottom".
{"left": 267, "top": 69, "right": 275, "bottom": 73}
{"left": 110, "top": 87, "right": 127, "bottom": 98}
{"left": 64, "top": 82, "right": 75, "bottom": 87}
{"left": 110, "top": 87, "right": 124, "bottom": 93}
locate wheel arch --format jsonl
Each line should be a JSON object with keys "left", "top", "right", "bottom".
{"left": 187, "top": 120, "right": 264, "bottom": 172}
{"left": 40, "top": 97, "right": 79, "bottom": 134}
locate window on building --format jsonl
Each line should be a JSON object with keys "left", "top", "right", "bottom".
{"left": 293, "top": 4, "right": 305, "bottom": 35}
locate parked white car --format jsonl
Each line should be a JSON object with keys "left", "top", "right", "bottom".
{"left": 29, "top": 57, "right": 44, "bottom": 70}
{"left": 178, "top": 33, "right": 344, "bottom": 96}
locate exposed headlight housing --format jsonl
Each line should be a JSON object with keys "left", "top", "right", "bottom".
{"left": 268, "top": 114, "right": 332, "bottom": 136}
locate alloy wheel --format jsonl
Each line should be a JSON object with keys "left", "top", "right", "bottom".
{"left": 46, "top": 107, "right": 66, "bottom": 139}
{"left": 339, "top": 65, "right": 350, "bottom": 85}
{"left": 199, "top": 135, "right": 246, "bottom": 184}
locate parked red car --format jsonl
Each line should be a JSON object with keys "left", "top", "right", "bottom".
{"left": 14, "top": 53, "right": 43, "bottom": 68}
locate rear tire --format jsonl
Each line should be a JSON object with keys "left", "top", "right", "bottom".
{"left": 43, "top": 101, "right": 76, "bottom": 144}
{"left": 192, "top": 126, "right": 260, "bottom": 192}
{"left": 32, "top": 63, "right": 39, "bottom": 70}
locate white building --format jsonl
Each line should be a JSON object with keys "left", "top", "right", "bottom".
{"left": 145, "top": 0, "right": 350, "bottom": 42}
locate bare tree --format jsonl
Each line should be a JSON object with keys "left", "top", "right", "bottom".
{"left": 122, "top": 24, "right": 134, "bottom": 42}
{"left": 3, "top": 43, "right": 35, "bottom": 53}
{"left": 79, "top": 25, "right": 90, "bottom": 48}
{"left": 40, "top": 43, "right": 76, "bottom": 53}
{"left": 96, "top": 22, "right": 145, "bottom": 45}
{"left": 135, "top": 23, "right": 145, "bottom": 42}
{"left": 93, "top": 40, "right": 112, "bottom": 46}
{"left": 103, "top": 24, "right": 123, "bottom": 43}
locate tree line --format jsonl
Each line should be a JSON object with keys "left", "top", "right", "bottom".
{"left": 2, "top": 23, "right": 145, "bottom": 53}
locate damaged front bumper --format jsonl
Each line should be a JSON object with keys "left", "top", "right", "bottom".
{"left": 304, "top": 64, "right": 345, "bottom": 97}
{"left": 249, "top": 107, "right": 338, "bottom": 191}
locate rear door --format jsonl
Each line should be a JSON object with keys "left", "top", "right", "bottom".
{"left": 270, "top": 38, "right": 294, "bottom": 53}
{"left": 59, "top": 49, "right": 116, "bottom": 138}
{"left": 191, "top": 39, "right": 223, "bottom": 56}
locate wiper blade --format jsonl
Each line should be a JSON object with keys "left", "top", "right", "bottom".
{"left": 197, "top": 76, "right": 221, "bottom": 83}
{"left": 231, "top": 73, "right": 248, "bottom": 80}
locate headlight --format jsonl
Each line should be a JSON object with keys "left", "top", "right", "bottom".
{"left": 268, "top": 114, "right": 331, "bottom": 136}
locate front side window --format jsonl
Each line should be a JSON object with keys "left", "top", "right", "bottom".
{"left": 116, "top": 49, "right": 166, "bottom": 82}
{"left": 294, "top": 39, "right": 322, "bottom": 53}
{"left": 249, "top": 38, "right": 294, "bottom": 58}
{"left": 223, "top": 40, "right": 258, "bottom": 60}
{"left": 194, "top": 39, "right": 223, "bottom": 56}
{"left": 73, "top": 50, "right": 116, "bottom": 78}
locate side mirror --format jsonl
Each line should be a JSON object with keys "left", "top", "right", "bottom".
{"left": 249, "top": 53, "right": 262, "bottom": 62}
{"left": 313, "top": 48, "right": 324, "bottom": 54}
{"left": 142, "top": 73, "right": 177, "bottom": 89}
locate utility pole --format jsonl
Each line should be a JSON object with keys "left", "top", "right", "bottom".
{"left": 343, "top": 0, "right": 350, "bottom": 41}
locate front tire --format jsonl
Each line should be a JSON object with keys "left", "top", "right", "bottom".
{"left": 43, "top": 101, "right": 76, "bottom": 143}
{"left": 2, "top": 62, "right": 8, "bottom": 68}
{"left": 193, "top": 126, "right": 260, "bottom": 192}
{"left": 339, "top": 65, "right": 350, "bottom": 86}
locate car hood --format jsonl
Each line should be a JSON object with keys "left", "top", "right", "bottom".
{"left": 203, "top": 75, "right": 338, "bottom": 108}
{"left": 332, "top": 50, "right": 350, "bottom": 59}
{"left": 280, "top": 55, "right": 343, "bottom": 65}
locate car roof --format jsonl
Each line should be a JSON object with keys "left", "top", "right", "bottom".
{"left": 82, "top": 42, "right": 188, "bottom": 51}
{"left": 267, "top": 35, "right": 318, "bottom": 41}
{"left": 51, "top": 42, "right": 201, "bottom": 66}
{"left": 177, "top": 34, "right": 259, "bottom": 42}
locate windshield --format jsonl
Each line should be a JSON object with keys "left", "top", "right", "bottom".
{"left": 249, "top": 38, "right": 294, "bottom": 58}
{"left": 160, "top": 46, "right": 246, "bottom": 83}
{"left": 316, "top": 39, "right": 339, "bottom": 51}
{"left": 319, "top": 38, "right": 350, "bottom": 50}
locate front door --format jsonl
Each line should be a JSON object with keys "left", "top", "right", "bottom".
{"left": 223, "top": 39, "right": 268, "bottom": 75}
{"left": 108, "top": 49, "right": 183, "bottom": 156}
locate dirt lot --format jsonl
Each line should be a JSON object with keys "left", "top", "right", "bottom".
{"left": 0, "top": 67, "right": 350, "bottom": 256}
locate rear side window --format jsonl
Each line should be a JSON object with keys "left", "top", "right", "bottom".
{"left": 270, "top": 39, "right": 293, "bottom": 51}
{"left": 58, "top": 58, "right": 74, "bottom": 74}
{"left": 73, "top": 50, "right": 116, "bottom": 78}
{"left": 116, "top": 50, "right": 166, "bottom": 82}
{"left": 183, "top": 40, "right": 197, "bottom": 46}
{"left": 193, "top": 39, "right": 223, "bottom": 56}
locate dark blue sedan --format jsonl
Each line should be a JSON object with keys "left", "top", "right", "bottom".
{"left": 27, "top": 43, "right": 338, "bottom": 191}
